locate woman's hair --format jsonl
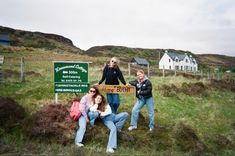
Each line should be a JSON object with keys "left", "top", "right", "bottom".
{"left": 89, "top": 85, "right": 100, "bottom": 103}
{"left": 96, "top": 94, "right": 108, "bottom": 112}
{"left": 108, "top": 57, "right": 119, "bottom": 69}
{"left": 137, "top": 69, "right": 145, "bottom": 74}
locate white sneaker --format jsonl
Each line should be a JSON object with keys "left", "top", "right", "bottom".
{"left": 149, "top": 128, "right": 153, "bottom": 132}
{"left": 106, "top": 148, "right": 114, "bottom": 153}
{"left": 75, "top": 143, "right": 84, "bottom": 147}
{"left": 128, "top": 126, "right": 137, "bottom": 131}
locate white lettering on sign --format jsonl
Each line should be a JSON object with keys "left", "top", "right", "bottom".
{"left": 55, "top": 65, "right": 87, "bottom": 73}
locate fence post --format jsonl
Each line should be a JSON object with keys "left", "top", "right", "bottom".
{"left": 162, "top": 67, "right": 165, "bottom": 77}
{"left": 0, "top": 56, "right": 4, "bottom": 82}
{"left": 128, "top": 63, "right": 131, "bottom": 76}
{"left": 55, "top": 93, "right": 58, "bottom": 104}
{"left": 0, "top": 65, "right": 2, "bottom": 81}
{"left": 147, "top": 64, "right": 150, "bottom": 78}
{"left": 21, "top": 57, "right": 25, "bottom": 82}
{"left": 217, "top": 72, "right": 220, "bottom": 80}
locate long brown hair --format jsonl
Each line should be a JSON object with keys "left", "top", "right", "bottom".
{"left": 89, "top": 85, "right": 100, "bottom": 103}
{"left": 96, "top": 94, "right": 108, "bottom": 112}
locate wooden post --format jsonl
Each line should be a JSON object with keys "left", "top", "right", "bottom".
{"left": 21, "top": 57, "right": 25, "bottom": 82}
{"left": 128, "top": 63, "right": 131, "bottom": 76}
{"left": 0, "top": 56, "right": 3, "bottom": 82}
{"left": 217, "top": 72, "right": 220, "bottom": 80}
{"left": 159, "top": 51, "right": 161, "bottom": 60}
{"left": 0, "top": 65, "right": 2, "bottom": 82}
{"left": 55, "top": 93, "right": 58, "bottom": 104}
{"left": 162, "top": 67, "right": 165, "bottom": 77}
{"left": 147, "top": 64, "right": 150, "bottom": 78}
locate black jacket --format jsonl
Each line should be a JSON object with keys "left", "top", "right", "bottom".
{"left": 98, "top": 65, "right": 126, "bottom": 85}
{"left": 129, "top": 78, "right": 152, "bottom": 99}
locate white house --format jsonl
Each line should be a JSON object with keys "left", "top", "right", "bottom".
{"left": 159, "top": 50, "right": 198, "bottom": 72}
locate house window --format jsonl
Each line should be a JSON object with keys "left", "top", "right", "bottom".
{"left": 169, "top": 66, "right": 171, "bottom": 69}
{"left": 175, "top": 59, "right": 178, "bottom": 62}
{"left": 169, "top": 59, "right": 171, "bottom": 62}
{"left": 175, "top": 66, "right": 179, "bottom": 70}
{"left": 181, "top": 66, "right": 183, "bottom": 70}
{"left": 186, "top": 59, "right": 188, "bottom": 63}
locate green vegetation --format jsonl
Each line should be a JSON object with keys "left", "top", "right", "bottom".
{"left": 0, "top": 46, "right": 234, "bottom": 155}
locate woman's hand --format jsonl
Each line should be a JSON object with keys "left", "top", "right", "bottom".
{"left": 85, "top": 117, "right": 90, "bottom": 123}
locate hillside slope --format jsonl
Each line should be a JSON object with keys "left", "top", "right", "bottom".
{"left": 86, "top": 45, "right": 235, "bottom": 70}
{"left": 0, "top": 26, "right": 82, "bottom": 53}
{"left": 1, "top": 26, "right": 235, "bottom": 70}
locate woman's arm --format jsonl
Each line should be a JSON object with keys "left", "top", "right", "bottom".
{"left": 89, "top": 104, "right": 98, "bottom": 112}
{"left": 98, "top": 65, "right": 107, "bottom": 84}
{"left": 79, "top": 95, "right": 89, "bottom": 119}
{"left": 117, "top": 67, "right": 126, "bottom": 85}
{"left": 100, "top": 104, "right": 112, "bottom": 117}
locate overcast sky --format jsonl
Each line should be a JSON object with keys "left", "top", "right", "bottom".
{"left": 1, "top": 0, "right": 235, "bottom": 56}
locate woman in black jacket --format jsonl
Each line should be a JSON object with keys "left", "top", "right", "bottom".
{"left": 127, "top": 69, "right": 155, "bottom": 131}
{"left": 98, "top": 57, "right": 126, "bottom": 114}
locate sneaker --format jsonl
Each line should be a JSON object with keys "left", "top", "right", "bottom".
{"left": 106, "top": 148, "right": 114, "bottom": 153}
{"left": 75, "top": 143, "right": 84, "bottom": 147}
{"left": 149, "top": 128, "right": 153, "bottom": 132}
{"left": 128, "top": 126, "right": 137, "bottom": 131}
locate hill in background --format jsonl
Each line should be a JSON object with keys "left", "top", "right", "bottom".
{"left": 1, "top": 25, "right": 235, "bottom": 71}
{"left": 0, "top": 26, "right": 82, "bottom": 53}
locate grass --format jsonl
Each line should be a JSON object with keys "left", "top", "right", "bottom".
{"left": 0, "top": 47, "right": 235, "bottom": 155}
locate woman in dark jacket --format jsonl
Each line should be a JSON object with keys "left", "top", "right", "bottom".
{"left": 98, "top": 57, "right": 126, "bottom": 114}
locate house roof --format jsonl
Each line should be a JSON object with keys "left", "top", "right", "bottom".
{"left": 131, "top": 57, "right": 149, "bottom": 65}
{"left": 0, "top": 34, "right": 10, "bottom": 41}
{"left": 166, "top": 52, "right": 197, "bottom": 63}
{"left": 166, "top": 52, "right": 186, "bottom": 61}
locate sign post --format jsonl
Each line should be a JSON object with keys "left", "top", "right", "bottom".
{"left": 54, "top": 61, "right": 89, "bottom": 103}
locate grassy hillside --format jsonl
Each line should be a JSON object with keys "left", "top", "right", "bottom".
{"left": 0, "top": 26, "right": 82, "bottom": 53}
{"left": 0, "top": 46, "right": 235, "bottom": 155}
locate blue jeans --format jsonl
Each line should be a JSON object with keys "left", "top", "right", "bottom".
{"left": 102, "top": 112, "right": 128, "bottom": 149}
{"left": 88, "top": 111, "right": 99, "bottom": 126}
{"left": 130, "top": 97, "right": 155, "bottom": 129}
{"left": 107, "top": 93, "right": 120, "bottom": 114}
{"left": 75, "top": 115, "right": 87, "bottom": 144}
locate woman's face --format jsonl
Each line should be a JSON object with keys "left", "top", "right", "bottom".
{"left": 137, "top": 71, "right": 145, "bottom": 81}
{"left": 88, "top": 88, "right": 97, "bottom": 96}
{"left": 110, "top": 58, "right": 117, "bottom": 67}
{"left": 95, "top": 95, "right": 102, "bottom": 104}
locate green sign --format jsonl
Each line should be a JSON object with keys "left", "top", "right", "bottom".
{"left": 54, "top": 62, "right": 89, "bottom": 93}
